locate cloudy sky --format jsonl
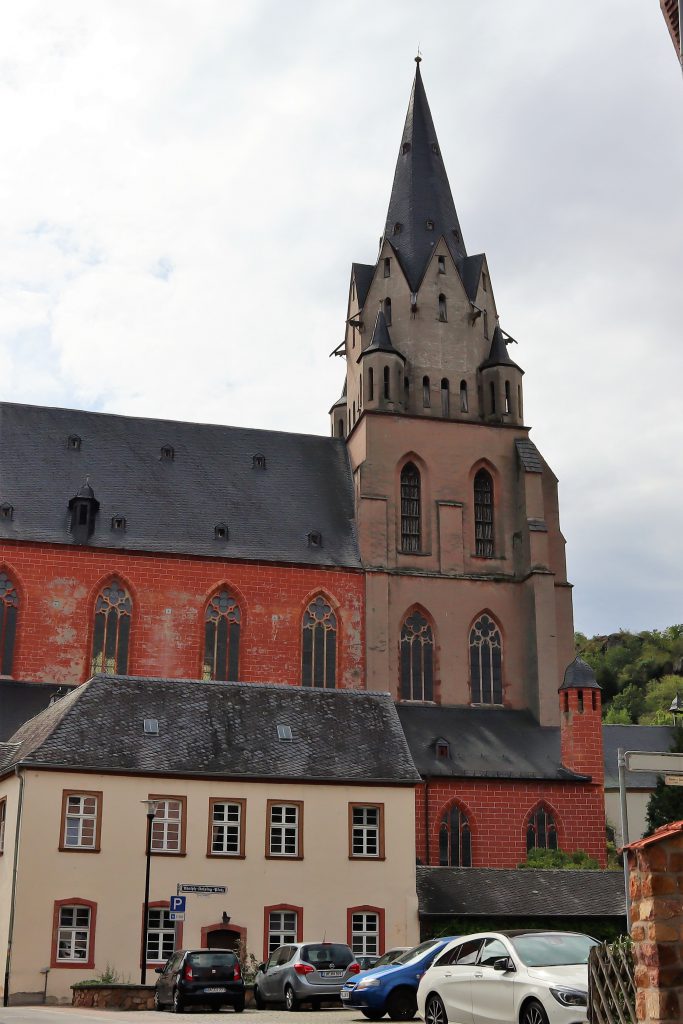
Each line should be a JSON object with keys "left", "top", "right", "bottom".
{"left": 1, "top": 1, "right": 681, "bottom": 636}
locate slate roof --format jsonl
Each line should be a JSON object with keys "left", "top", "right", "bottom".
{"left": 396, "top": 705, "right": 588, "bottom": 782}
{"left": 515, "top": 438, "right": 544, "bottom": 473}
{"left": 0, "top": 681, "right": 76, "bottom": 742}
{"left": 2, "top": 676, "right": 421, "bottom": 784}
{"left": 479, "top": 327, "right": 524, "bottom": 373}
{"left": 0, "top": 402, "right": 361, "bottom": 568}
{"left": 603, "top": 724, "right": 676, "bottom": 789}
{"left": 358, "top": 310, "right": 405, "bottom": 361}
{"left": 417, "top": 867, "right": 626, "bottom": 918}
{"left": 352, "top": 263, "right": 375, "bottom": 310}
{"left": 383, "top": 61, "right": 467, "bottom": 291}
{"left": 560, "top": 657, "right": 600, "bottom": 691}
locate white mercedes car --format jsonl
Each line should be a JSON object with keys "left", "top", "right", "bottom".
{"left": 417, "top": 930, "right": 597, "bottom": 1024}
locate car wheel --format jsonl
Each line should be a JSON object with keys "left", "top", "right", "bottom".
{"left": 387, "top": 988, "right": 417, "bottom": 1021}
{"left": 253, "top": 986, "right": 265, "bottom": 1010}
{"left": 172, "top": 989, "right": 185, "bottom": 1014}
{"left": 284, "top": 985, "right": 299, "bottom": 1012}
{"left": 153, "top": 990, "right": 164, "bottom": 1012}
{"left": 361, "top": 1010, "right": 385, "bottom": 1020}
{"left": 425, "top": 995, "right": 447, "bottom": 1024}
{"left": 520, "top": 999, "right": 549, "bottom": 1024}
{"left": 233, "top": 996, "right": 245, "bottom": 1014}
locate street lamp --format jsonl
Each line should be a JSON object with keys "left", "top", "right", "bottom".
{"left": 140, "top": 800, "right": 159, "bottom": 985}
{"left": 669, "top": 693, "right": 683, "bottom": 726}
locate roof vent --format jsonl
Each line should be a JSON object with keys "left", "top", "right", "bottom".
{"left": 402, "top": 142, "right": 411, "bottom": 155}
{"left": 160, "top": 444, "right": 175, "bottom": 462}
{"left": 426, "top": 218, "right": 434, "bottom": 231}
{"left": 431, "top": 143, "right": 439, "bottom": 155}
{"left": 252, "top": 454, "right": 266, "bottom": 470}
{"left": 214, "top": 522, "right": 229, "bottom": 541}
{"left": 307, "top": 531, "right": 322, "bottom": 548}
{"left": 111, "top": 515, "right": 126, "bottom": 532}
{"left": 393, "top": 222, "right": 402, "bottom": 235}
{"left": 436, "top": 738, "right": 450, "bottom": 759}
{"left": 277, "top": 724, "right": 293, "bottom": 741}
{"left": 143, "top": 718, "right": 159, "bottom": 735}
{"left": 67, "top": 434, "right": 82, "bottom": 451}
{"left": 0, "top": 503, "right": 13, "bottom": 521}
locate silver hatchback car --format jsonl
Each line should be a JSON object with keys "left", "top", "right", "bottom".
{"left": 254, "top": 941, "right": 360, "bottom": 1010}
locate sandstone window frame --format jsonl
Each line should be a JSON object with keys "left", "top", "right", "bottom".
{"left": 473, "top": 469, "right": 495, "bottom": 558}
{"left": 202, "top": 588, "right": 241, "bottom": 682}
{"left": 148, "top": 794, "right": 187, "bottom": 856}
{"left": 400, "top": 463, "right": 421, "bottom": 553}
{"left": 207, "top": 797, "right": 246, "bottom": 858}
{"left": 347, "top": 906, "right": 385, "bottom": 957}
{"left": 264, "top": 904, "right": 303, "bottom": 960}
{"left": 145, "top": 903, "right": 179, "bottom": 965}
{"left": 51, "top": 898, "right": 97, "bottom": 969}
{"left": 90, "top": 577, "right": 132, "bottom": 675}
{"left": 399, "top": 609, "right": 435, "bottom": 702}
{"left": 59, "top": 790, "right": 103, "bottom": 853}
{"left": 469, "top": 612, "right": 503, "bottom": 705}
{"left": 266, "top": 800, "right": 303, "bottom": 860}
{"left": 348, "top": 803, "right": 385, "bottom": 860}
{"left": 301, "top": 595, "right": 337, "bottom": 689}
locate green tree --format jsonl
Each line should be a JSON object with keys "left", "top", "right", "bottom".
{"left": 645, "top": 725, "right": 683, "bottom": 835}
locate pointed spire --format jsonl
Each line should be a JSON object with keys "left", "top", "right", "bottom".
{"left": 383, "top": 59, "right": 466, "bottom": 291}
{"left": 479, "top": 326, "right": 524, "bottom": 373}
{"left": 359, "top": 309, "right": 405, "bottom": 361}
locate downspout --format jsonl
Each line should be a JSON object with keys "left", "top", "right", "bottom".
{"left": 3, "top": 766, "right": 25, "bottom": 1008}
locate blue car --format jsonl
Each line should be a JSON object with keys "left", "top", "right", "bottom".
{"left": 340, "top": 937, "right": 457, "bottom": 1021}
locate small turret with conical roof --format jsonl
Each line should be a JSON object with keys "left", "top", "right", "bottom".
{"left": 358, "top": 309, "right": 406, "bottom": 416}
{"left": 479, "top": 326, "right": 525, "bottom": 426}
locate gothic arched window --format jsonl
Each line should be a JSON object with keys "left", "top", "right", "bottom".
{"left": 439, "top": 804, "right": 472, "bottom": 866}
{"left": 400, "top": 611, "right": 434, "bottom": 701}
{"left": 526, "top": 805, "right": 558, "bottom": 852}
{"left": 203, "top": 590, "right": 241, "bottom": 681}
{"left": 302, "top": 595, "right": 337, "bottom": 688}
{"left": 91, "top": 579, "right": 132, "bottom": 675}
{"left": 469, "top": 613, "right": 502, "bottom": 704}
{"left": 474, "top": 469, "right": 494, "bottom": 557}
{"left": 400, "top": 463, "right": 421, "bottom": 552}
{"left": 0, "top": 571, "right": 19, "bottom": 676}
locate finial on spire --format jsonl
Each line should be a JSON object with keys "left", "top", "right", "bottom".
{"left": 415, "top": 45, "right": 422, "bottom": 64}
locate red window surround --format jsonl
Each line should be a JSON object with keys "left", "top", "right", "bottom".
{"left": 346, "top": 905, "right": 385, "bottom": 957}
{"left": 50, "top": 897, "right": 98, "bottom": 970}
{"left": 262, "top": 903, "right": 303, "bottom": 962}
{"left": 140, "top": 900, "right": 184, "bottom": 970}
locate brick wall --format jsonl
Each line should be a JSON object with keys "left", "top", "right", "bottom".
{"left": 0, "top": 541, "right": 364, "bottom": 688}
{"left": 416, "top": 776, "right": 607, "bottom": 868}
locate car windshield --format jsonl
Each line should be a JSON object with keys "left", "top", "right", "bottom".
{"left": 373, "top": 950, "right": 404, "bottom": 968}
{"left": 188, "top": 952, "right": 236, "bottom": 968}
{"left": 509, "top": 933, "right": 598, "bottom": 967}
{"left": 394, "top": 940, "right": 442, "bottom": 966}
{"left": 301, "top": 944, "right": 353, "bottom": 969}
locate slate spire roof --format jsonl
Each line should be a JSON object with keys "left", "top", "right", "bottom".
{"left": 479, "top": 326, "right": 524, "bottom": 373}
{"left": 383, "top": 58, "right": 467, "bottom": 291}
{"left": 560, "top": 656, "right": 601, "bottom": 691}
{"left": 358, "top": 309, "right": 405, "bottom": 362}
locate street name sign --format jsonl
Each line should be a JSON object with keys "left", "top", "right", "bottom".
{"left": 665, "top": 775, "right": 683, "bottom": 787}
{"left": 177, "top": 884, "right": 227, "bottom": 894}
{"left": 624, "top": 751, "right": 683, "bottom": 773}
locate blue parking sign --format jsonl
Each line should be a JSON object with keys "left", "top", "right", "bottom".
{"left": 170, "top": 895, "right": 186, "bottom": 914}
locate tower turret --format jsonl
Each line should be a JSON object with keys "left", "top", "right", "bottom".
{"left": 358, "top": 310, "right": 406, "bottom": 416}
{"left": 478, "top": 326, "right": 524, "bottom": 426}
{"left": 559, "top": 657, "right": 603, "bottom": 783}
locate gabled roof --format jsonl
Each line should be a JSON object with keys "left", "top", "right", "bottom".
{"left": 625, "top": 820, "right": 683, "bottom": 850}
{"left": 0, "top": 402, "right": 361, "bottom": 569}
{"left": 352, "top": 263, "right": 375, "bottom": 309}
{"left": 358, "top": 310, "right": 405, "bottom": 362}
{"left": 396, "top": 704, "right": 588, "bottom": 782}
{"left": 479, "top": 326, "right": 524, "bottom": 373}
{"left": 417, "top": 867, "right": 626, "bottom": 918}
{"left": 603, "top": 724, "right": 676, "bottom": 789}
{"left": 383, "top": 60, "right": 467, "bottom": 292}
{"left": 459, "top": 253, "right": 486, "bottom": 303}
{"left": 0, "top": 681, "right": 76, "bottom": 741}
{"left": 3, "top": 676, "right": 421, "bottom": 785}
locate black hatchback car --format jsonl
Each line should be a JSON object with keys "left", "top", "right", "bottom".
{"left": 154, "top": 949, "right": 245, "bottom": 1013}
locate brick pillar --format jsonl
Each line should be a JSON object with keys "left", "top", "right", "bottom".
{"left": 627, "top": 823, "right": 683, "bottom": 1024}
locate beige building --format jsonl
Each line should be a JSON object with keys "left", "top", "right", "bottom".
{"left": 0, "top": 677, "right": 420, "bottom": 1004}
{"left": 603, "top": 723, "right": 676, "bottom": 845}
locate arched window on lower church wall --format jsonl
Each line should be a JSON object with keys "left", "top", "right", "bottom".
{"left": 526, "top": 804, "right": 558, "bottom": 852}
{"left": 469, "top": 613, "right": 502, "bottom": 704}
{"left": 91, "top": 579, "right": 132, "bottom": 675}
{"left": 0, "top": 571, "right": 19, "bottom": 676}
{"left": 203, "top": 589, "right": 241, "bottom": 681}
{"left": 399, "top": 610, "right": 434, "bottom": 701}
{"left": 302, "top": 595, "right": 337, "bottom": 688}
{"left": 438, "top": 803, "right": 472, "bottom": 867}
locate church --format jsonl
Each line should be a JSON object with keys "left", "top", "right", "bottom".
{"left": 0, "top": 58, "right": 614, "bottom": 1001}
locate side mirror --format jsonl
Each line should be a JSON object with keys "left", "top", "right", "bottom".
{"left": 258, "top": 962, "right": 266, "bottom": 974}
{"left": 493, "top": 957, "right": 515, "bottom": 972}
{"left": 154, "top": 967, "right": 163, "bottom": 974}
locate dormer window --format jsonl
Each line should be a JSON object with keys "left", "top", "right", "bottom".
{"left": 402, "top": 142, "right": 411, "bottom": 154}
{"left": 277, "top": 725, "right": 293, "bottom": 741}
{"left": 308, "top": 531, "right": 322, "bottom": 548}
{"left": 111, "top": 515, "right": 126, "bottom": 532}
{"left": 160, "top": 445, "right": 174, "bottom": 462}
{"left": 426, "top": 218, "right": 434, "bottom": 231}
{"left": 436, "top": 738, "right": 450, "bottom": 759}
{"left": 393, "top": 222, "right": 402, "bottom": 235}
{"left": 67, "top": 435, "right": 82, "bottom": 451}
{"left": 431, "top": 143, "right": 439, "bottom": 154}
{"left": 143, "top": 719, "right": 159, "bottom": 735}
{"left": 0, "top": 503, "right": 13, "bottom": 521}
{"left": 214, "top": 523, "right": 229, "bottom": 541}
{"left": 252, "top": 454, "right": 266, "bottom": 470}
{"left": 68, "top": 480, "right": 99, "bottom": 542}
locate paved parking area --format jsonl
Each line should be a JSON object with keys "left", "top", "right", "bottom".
{"left": 0, "top": 1007, "right": 370, "bottom": 1024}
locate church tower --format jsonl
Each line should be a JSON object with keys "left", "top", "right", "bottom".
{"left": 331, "top": 59, "right": 575, "bottom": 726}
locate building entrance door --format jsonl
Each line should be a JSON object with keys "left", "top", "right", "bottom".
{"left": 205, "top": 928, "right": 242, "bottom": 951}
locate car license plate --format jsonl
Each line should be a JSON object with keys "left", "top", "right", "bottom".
{"left": 340, "top": 990, "right": 350, "bottom": 1000}
{"left": 321, "top": 970, "right": 343, "bottom": 978}
{"left": 203, "top": 987, "right": 226, "bottom": 993}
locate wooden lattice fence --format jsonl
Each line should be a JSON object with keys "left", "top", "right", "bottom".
{"left": 588, "top": 939, "right": 636, "bottom": 1024}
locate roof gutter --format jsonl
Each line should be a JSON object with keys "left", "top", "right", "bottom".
{"left": 3, "top": 766, "right": 25, "bottom": 1007}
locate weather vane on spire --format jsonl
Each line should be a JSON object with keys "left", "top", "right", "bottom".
{"left": 415, "top": 44, "right": 422, "bottom": 64}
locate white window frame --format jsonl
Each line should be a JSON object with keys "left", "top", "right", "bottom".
{"left": 151, "top": 799, "right": 183, "bottom": 853}
{"left": 57, "top": 905, "right": 91, "bottom": 962}
{"left": 268, "top": 910, "right": 297, "bottom": 954}
{"left": 64, "top": 794, "right": 98, "bottom": 849}
{"left": 351, "top": 806, "right": 380, "bottom": 857}
{"left": 350, "top": 911, "right": 379, "bottom": 956}
{"left": 146, "top": 907, "right": 176, "bottom": 963}
{"left": 211, "top": 801, "right": 242, "bottom": 856}
{"left": 269, "top": 804, "right": 299, "bottom": 857}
